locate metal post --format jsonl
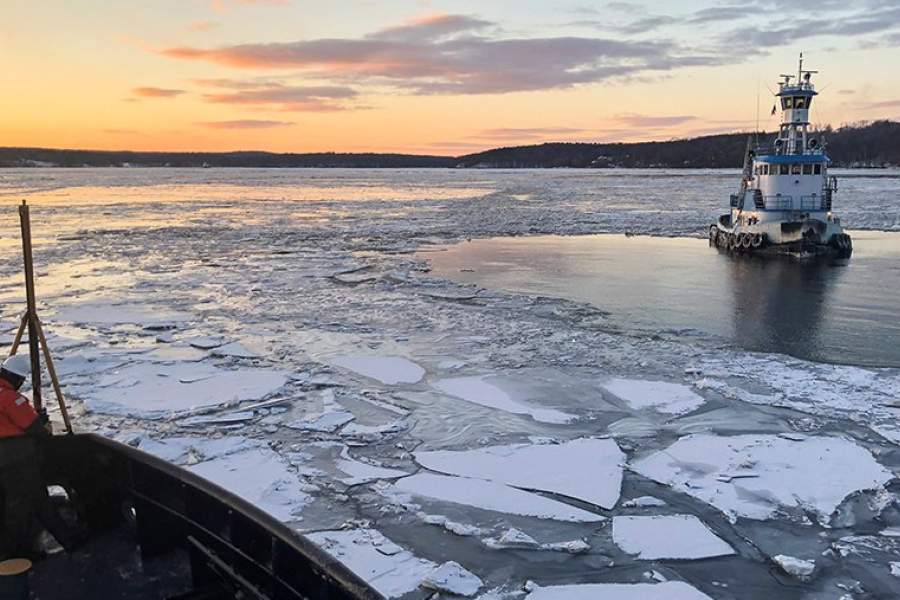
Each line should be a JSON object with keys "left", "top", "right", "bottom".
{"left": 18, "top": 200, "right": 42, "bottom": 411}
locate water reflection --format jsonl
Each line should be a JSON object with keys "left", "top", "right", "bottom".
{"left": 427, "top": 232, "right": 900, "bottom": 367}
{"left": 726, "top": 255, "right": 844, "bottom": 362}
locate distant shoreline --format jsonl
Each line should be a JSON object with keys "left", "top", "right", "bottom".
{"left": 2, "top": 120, "right": 897, "bottom": 170}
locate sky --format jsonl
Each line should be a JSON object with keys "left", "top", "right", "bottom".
{"left": 2, "top": 0, "right": 899, "bottom": 155}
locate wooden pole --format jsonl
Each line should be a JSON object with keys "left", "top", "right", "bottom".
{"left": 34, "top": 317, "right": 72, "bottom": 434}
{"left": 8, "top": 312, "right": 28, "bottom": 356}
{"left": 18, "top": 201, "right": 42, "bottom": 412}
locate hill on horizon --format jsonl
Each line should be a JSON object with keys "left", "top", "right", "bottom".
{"left": 1, "top": 120, "right": 897, "bottom": 169}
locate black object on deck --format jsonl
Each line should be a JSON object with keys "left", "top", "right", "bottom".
{"left": 32, "top": 433, "right": 383, "bottom": 600}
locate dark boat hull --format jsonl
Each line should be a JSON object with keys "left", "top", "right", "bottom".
{"left": 29, "top": 433, "right": 383, "bottom": 600}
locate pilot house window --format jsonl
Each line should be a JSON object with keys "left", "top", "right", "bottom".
{"left": 791, "top": 164, "right": 802, "bottom": 175}
{"left": 802, "top": 164, "right": 813, "bottom": 175}
{"left": 780, "top": 164, "right": 790, "bottom": 175}
{"left": 814, "top": 164, "right": 822, "bottom": 175}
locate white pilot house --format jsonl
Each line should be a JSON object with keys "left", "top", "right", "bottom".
{"left": 711, "top": 56, "right": 852, "bottom": 257}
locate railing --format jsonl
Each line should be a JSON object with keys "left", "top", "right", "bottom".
{"left": 800, "top": 195, "right": 824, "bottom": 210}
{"left": 763, "top": 195, "right": 792, "bottom": 210}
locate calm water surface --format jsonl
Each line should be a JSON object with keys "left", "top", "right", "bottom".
{"left": 427, "top": 231, "right": 900, "bottom": 367}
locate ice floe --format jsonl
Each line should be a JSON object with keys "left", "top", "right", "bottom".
{"left": 188, "top": 446, "right": 309, "bottom": 522}
{"left": 524, "top": 581, "right": 714, "bottom": 600}
{"left": 421, "top": 561, "right": 483, "bottom": 597}
{"left": 82, "top": 362, "right": 288, "bottom": 419}
{"left": 602, "top": 378, "right": 705, "bottom": 415}
{"left": 391, "top": 473, "right": 605, "bottom": 522}
{"left": 432, "top": 375, "right": 576, "bottom": 424}
{"left": 482, "top": 528, "right": 590, "bottom": 554}
{"left": 55, "top": 302, "right": 192, "bottom": 328}
{"left": 772, "top": 555, "right": 816, "bottom": 580}
{"left": 335, "top": 451, "right": 409, "bottom": 485}
{"left": 306, "top": 529, "right": 437, "bottom": 599}
{"left": 414, "top": 437, "right": 624, "bottom": 509}
{"left": 330, "top": 355, "right": 425, "bottom": 385}
{"left": 286, "top": 410, "right": 355, "bottom": 433}
{"left": 210, "top": 341, "right": 261, "bottom": 359}
{"left": 632, "top": 434, "right": 894, "bottom": 524}
{"left": 612, "top": 515, "right": 734, "bottom": 560}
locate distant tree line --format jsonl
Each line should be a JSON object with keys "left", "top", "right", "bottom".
{"left": 1, "top": 120, "right": 897, "bottom": 169}
{"left": 454, "top": 120, "right": 900, "bottom": 168}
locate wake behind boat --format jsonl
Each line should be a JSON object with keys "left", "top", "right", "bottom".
{"left": 710, "top": 55, "right": 852, "bottom": 258}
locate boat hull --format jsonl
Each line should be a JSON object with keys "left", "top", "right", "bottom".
{"left": 710, "top": 215, "right": 852, "bottom": 258}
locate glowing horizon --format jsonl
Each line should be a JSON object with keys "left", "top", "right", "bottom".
{"left": 2, "top": 0, "right": 899, "bottom": 155}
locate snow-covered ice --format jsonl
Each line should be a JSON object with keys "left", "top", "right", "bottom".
{"left": 286, "top": 410, "right": 355, "bottom": 433}
{"left": 82, "top": 362, "right": 288, "bottom": 418}
{"left": 330, "top": 355, "right": 425, "bottom": 385}
{"left": 632, "top": 434, "right": 894, "bottom": 524}
{"left": 524, "top": 581, "right": 714, "bottom": 600}
{"left": 433, "top": 375, "right": 576, "bottom": 424}
{"left": 306, "top": 529, "right": 437, "bottom": 599}
{"left": 602, "top": 378, "right": 705, "bottom": 415}
{"left": 612, "top": 515, "right": 734, "bottom": 559}
{"left": 390, "top": 473, "right": 605, "bottom": 522}
{"left": 772, "top": 555, "right": 816, "bottom": 580}
{"left": 421, "top": 561, "right": 483, "bottom": 597}
{"left": 414, "top": 438, "right": 624, "bottom": 509}
{"left": 188, "top": 446, "right": 309, "bottom": 522}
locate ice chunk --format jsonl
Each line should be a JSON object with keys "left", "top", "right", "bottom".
{"left": 421, "top": 561, "right": 483, "bottom": 597}
{"left": 286, "top": 410, "right": 355, "bottom": 433}
{"left": 85, "top": 362, "right": 288, "bottom": 419}
{"left": 176, "top": 411, "right": 256, "bottom": 427}
{"left": 483, "top": 528, "right": 540, "bottom": 550}
{"left": 772, "top": 555, "right": 815, "bottom": 580}
{"left": 55, "top": 302, "right": 191, "bottom": 327}
{"left": 433, "top": 376, "right": 576, "bottom": 424}
{"left": 186, "top": 335, "right": 229, "bottom": 350}
{"left": 210, "top": 341, "right": 261, "bottom": 358}
{"left": 419, "top": 514, "right": 484, "bottom": 536}
{"left": 390, "top": 473, "right": 604, "bottom": 522}
{"left": 525, "top": 581, "right": 714, "bottom": 600}
{"left": 602, "top": 378, "right": 705, "bottom": 415}
{"left": 335, "top": 453, "right": 409, "bottom": 485}
{"left": 612, "top": 515, "right": 734, "bottom": 559}
{"left": 414, "top": 438, "right": 624, "bottom": 509}
{"left": 622, "top": 496, "right": 666, "bottom": 508}
{"left": 632, "top": 434, "right": 893, "bottom": 524}
{"left": 307, "top": 529, "right": 437, "bottom": 599}
{"left": 890, "top": 562, "right": 900, "bottom": 577}
{"left": 330, "top": 355, "right": 425, "bottom": 385}
{"left": 188, "top": 447, "right": 309, "bottom": 522}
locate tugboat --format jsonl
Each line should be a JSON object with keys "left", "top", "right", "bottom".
{"left": 710, "top": 55, "right": 852, "bottom": 258}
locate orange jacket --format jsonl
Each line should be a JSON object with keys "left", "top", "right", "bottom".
{"left": 0, "top": 378, "right": 39, "bottom": 439}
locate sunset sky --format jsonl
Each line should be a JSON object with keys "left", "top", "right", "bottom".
{"left": 3, "top": 0, "right": 899, "bottom": 155}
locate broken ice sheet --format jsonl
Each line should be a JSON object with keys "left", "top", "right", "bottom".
{"left": 390, "top": 473, "right": 605, "bottom": 522}
{"left": 329, "top": 355, "right": 425, "bottom": 385}
{"left": 335, "top": 448, "right": 409, "bottom": 485}
{"left": 602, "top": 378, "right": 705, "bottom": 416}
{"left": 138, "top": 436, "right": 265, "bottom": 465}
{"left": 421, "top": 561, "right": 483, "bottom": 597}
{"left": 525, "top": 582, "right": 714, "bottom": 600}
{"left": 306, "top": 529, "right": 437, "bottom": 599}
{"left": 188, "top": 446, "right": 309, "bottom": 523}
{"left": 612, "top": 515, "right": 734, "bottom": 560}
{"left": 83, "top": 362, "right": 288, "bottom": 419}
{"left": 632, "top": 434, "right": 893, "bottom": 524}
{"left": 286, "top": 410, "right": 355, "bottom": 433}
{"left": 210, "top": 341, "right": 261, "bottom": 359}
{"left": 54, "top": 301, "right": 192, "bottom": 328}
{"left": 415, "top": 437, "right": 625, "bottom": 509}
{"left": 432, "top": 375, "right": 576, "bottom": 424}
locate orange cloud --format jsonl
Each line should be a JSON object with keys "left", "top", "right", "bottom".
{"left": 199, "top": 119, "right": 293, "bottom": 129}
{"left": 133, "top": 86, "right": 185, "bottom": 98}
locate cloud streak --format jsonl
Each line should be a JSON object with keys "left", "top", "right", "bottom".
{"left": 199, "top": 119, "right": 294, "bottom": 129}
{"left": 161, "top": 13, "right": 724, "bottom": 95}
{"left": 133, "top": 86, "right": 185, "bottom": 98}
{"left": 201, "top": 83, "right": 358, "bottom": 111}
